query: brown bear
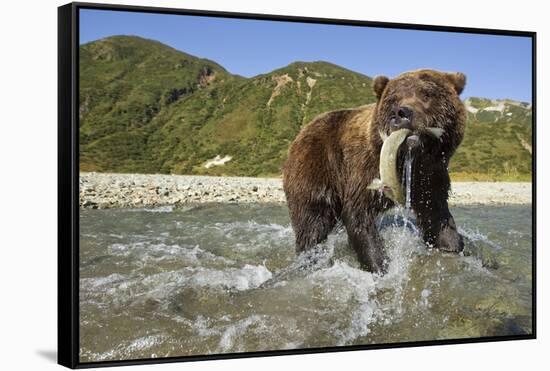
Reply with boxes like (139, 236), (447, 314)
(282, 69), (467, 274)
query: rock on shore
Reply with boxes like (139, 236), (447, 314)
(79, 172), (532, 209)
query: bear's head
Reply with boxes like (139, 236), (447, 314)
(373, 69), (467, 160)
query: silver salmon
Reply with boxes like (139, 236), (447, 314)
(368, 127), (445, 205)
(368, 128), (411, 204)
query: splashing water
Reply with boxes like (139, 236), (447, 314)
(395, 147), (415, 239)
(404, 148), (413, 210)
(79, 203), (532, 362)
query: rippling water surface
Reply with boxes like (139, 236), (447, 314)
(79, 203), (532, 362)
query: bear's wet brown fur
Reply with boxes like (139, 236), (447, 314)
(283, 69), (467, 273)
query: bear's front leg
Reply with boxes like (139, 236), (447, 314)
(415, 203), (464, 253)
(410, 169), (464, 252)
(404, 140), (464, 253)
(342, 210), (388, 273)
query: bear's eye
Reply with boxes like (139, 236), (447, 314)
(420, 91), (432, 101)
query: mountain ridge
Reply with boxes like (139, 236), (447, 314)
(79, 36), (532, 181)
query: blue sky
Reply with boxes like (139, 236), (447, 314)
(80, 9), (532, 102)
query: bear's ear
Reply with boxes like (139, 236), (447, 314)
(446, 72), (466, 95)
(373, 76), (390, 99)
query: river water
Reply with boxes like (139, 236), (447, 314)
(79, 203), (533, 362)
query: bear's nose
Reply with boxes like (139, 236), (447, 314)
(397, 106), (414, 120)
(390, 106), (414, 131)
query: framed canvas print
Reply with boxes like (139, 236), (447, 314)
(58, 2), (536, 368)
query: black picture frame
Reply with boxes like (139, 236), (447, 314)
(58, 2), (537, 369)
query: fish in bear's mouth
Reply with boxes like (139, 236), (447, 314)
(404, 127), (444, 149)
(371, 127), (445, 204)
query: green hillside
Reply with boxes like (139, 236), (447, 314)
(450, 98), (533, 181)
(79, 35), (238, 173)
(79, 36), (533, 181)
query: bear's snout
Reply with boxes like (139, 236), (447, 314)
(397, 106), (414, 120)
(390, 105), (414, 132)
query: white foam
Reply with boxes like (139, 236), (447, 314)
(207, 221), (295, 257)
(133, 264), (272, 295)
(108, 242), (233, 265)
(126, 205), (174, 213)
(337, 213), (426, 343)
(86, 335), (166, 362)
(215, 221), (293, 240)
(123, 335), (165, 354)
(378, 215), (425, 288)
(459, 227), (502, 250)
(217, 315), (262, 352)
(299, 215), (426, 345)
(311, 261), (376, 300)
(188, 264), (273, 291)
(342, 303), (377, 344)
(81, 263), (273, 313)
(310, 261), (379, 344)
(462, 255), (490, 274)
(81, 273), (127, 289)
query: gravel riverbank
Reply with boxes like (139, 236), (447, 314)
(79, 172), (532, 209)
